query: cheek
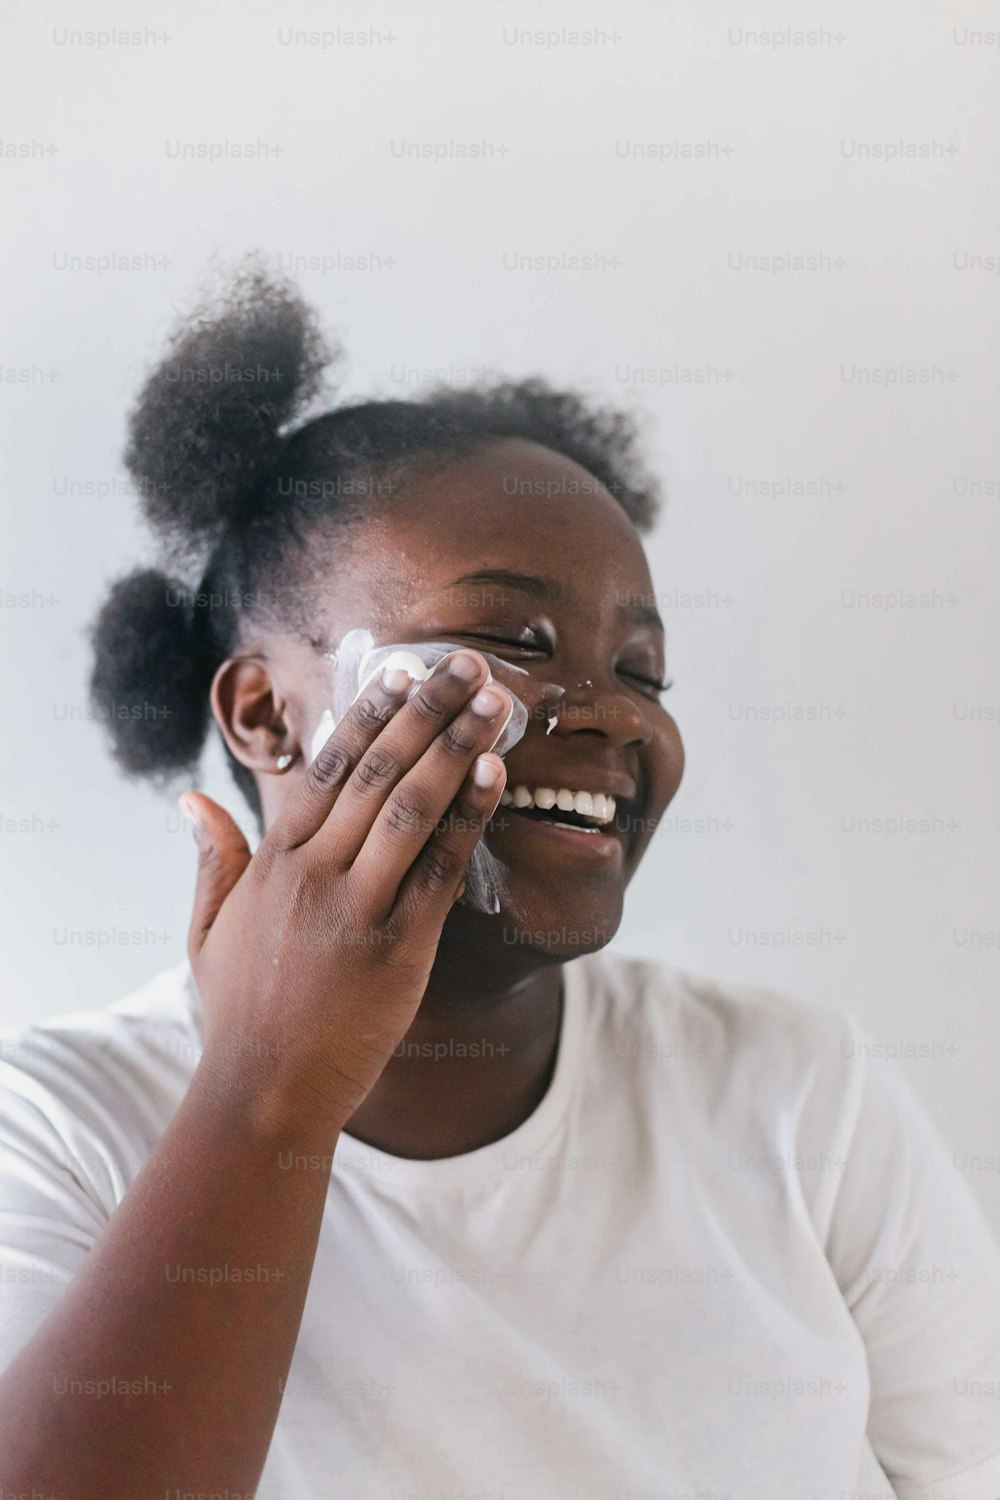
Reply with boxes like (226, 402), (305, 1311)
(656, 711), (685, 799)
(292, 650), (345, 763)
(632, 710), (685, 856)
(653, 712), (685, 808)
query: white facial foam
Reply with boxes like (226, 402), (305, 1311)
(309, 629), (539, 915)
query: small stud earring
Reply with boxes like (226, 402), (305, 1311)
(275, 753), (294, 772)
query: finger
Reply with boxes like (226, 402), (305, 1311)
(179, 792), (252, 957)
(267, 663), (417, 851)
(351, 683), (512, 896)
(391, 754), (507, 930)
(316, 649), (497, 864)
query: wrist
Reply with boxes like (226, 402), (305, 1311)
(190, 1049), (351, 1152)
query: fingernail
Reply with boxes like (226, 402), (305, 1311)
(446, 650), (482, 682)
(470, 686), (508, 718)
(178, 794), (204, 846)
(473, 755), (502, 789)
(382, 665), (415, 694)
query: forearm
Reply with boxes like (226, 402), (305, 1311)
(0, 1058), (341, 1497)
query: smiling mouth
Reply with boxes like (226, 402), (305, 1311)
(497, 784), (618, 834)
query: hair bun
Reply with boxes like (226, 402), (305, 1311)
(89, 568), (214, 780)
(124, 262), (334, 555)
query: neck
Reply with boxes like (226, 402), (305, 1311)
(342, 930), (565, 1159)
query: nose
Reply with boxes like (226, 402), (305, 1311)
(547, 682), (651, 749)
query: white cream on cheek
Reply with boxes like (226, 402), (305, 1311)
(309, 631), (535, 764)
(308, 707), (337, 765)
(309, 651), (435, 763)
(306, 629), (568, 917)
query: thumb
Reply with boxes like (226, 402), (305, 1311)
(179, 792), (252, 956)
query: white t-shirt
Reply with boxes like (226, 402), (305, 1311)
(1, 953), (999, 1498)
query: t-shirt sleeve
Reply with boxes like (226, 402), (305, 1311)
(823, 1018), (1000, 1500)
(0, 1046), (110, 1372)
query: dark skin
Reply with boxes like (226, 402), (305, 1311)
(215, 437), (685, 1157)
(0, 437), (683, 1496)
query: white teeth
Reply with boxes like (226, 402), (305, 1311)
(501, 785), (618, 825)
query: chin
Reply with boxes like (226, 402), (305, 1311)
(496, 922), (619, 963)
(485, 876), (624, 962)
(472, 811), (630, 953)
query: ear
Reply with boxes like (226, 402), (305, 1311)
(210, 656), (298, 776)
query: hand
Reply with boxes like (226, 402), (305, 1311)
(178, 651), (510, 1136)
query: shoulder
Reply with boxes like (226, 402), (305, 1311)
(0, 964), (202, 1205)
(570, 949), (872, 1229)
(0, 961), (201, 1100)
(572, 946), (862, 1089)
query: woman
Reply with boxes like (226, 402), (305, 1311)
(0, 267), (997, 1498)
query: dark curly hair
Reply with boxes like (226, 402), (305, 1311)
(90, 262), (661, 817)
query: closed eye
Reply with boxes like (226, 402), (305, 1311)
(451, 631), (672, 694)
(455, 629), (548, 655)
(621, 670), (674, 697)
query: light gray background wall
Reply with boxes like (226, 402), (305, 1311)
(2, 1), (998, 1224)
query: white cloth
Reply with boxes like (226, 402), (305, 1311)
(1, 953), (999, 1498)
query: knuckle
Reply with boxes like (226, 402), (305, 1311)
(352, 747), (400, 793)
(353, 694), (393, 732)
(340, 872), (392, 932)
(281, 861), (328, 926)
(440, 717), (480, 756)
(407, 685), (450, 723)
(384, 791), (434, 838)
(309, 742), (352, 794)
(413, 842), (461, 893)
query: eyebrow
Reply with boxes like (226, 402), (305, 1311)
(444, 569), (665, 633)
(447, 569), (564, 602)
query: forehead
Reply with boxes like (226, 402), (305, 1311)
(318, 439), (653, 636)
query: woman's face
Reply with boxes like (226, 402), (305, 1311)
(272, 438), (685, 961)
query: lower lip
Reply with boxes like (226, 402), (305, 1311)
(487, 806), (624, 859)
